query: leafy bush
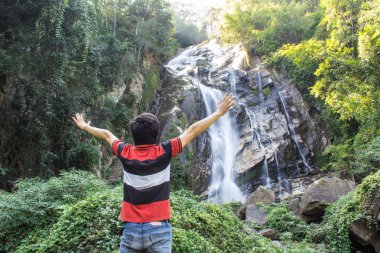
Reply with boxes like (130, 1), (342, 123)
(0, 170), (108, 252)
(172, 227), (221, 253)
(316, 193), (359, 253)
(316, 170), (380, 252)
(16, 187), (122, 253)
(319, 136), (380, 180)
(266, 206), (310, 241)
(6, 175), (327, 253)
(321, 142), (352, 173)
(355, 170), (380, 225)
(350, 136), (380, 180)
(171, 191), (323, 252)
(171, 190), (281, 252)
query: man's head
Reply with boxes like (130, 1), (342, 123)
(129, 113), (160, 145)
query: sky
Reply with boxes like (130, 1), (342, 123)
(168, 0), (226, 10)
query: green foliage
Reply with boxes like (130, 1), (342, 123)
(311, 40), (380, 124)
(172, 227), (221, 253)
(321, 142), (352, 172)
(350, 136), (380, 179)
(269, 39), (325, 94)
(222, 0), (380, 180)
(319, 135), (380, 179)
(171, 190), (271, 252)
(355, 170), (380, 223)
(139, 69), (160, 111)
(2, 174), (327, 253)
(170, 190), (322, 252)
(266, 206), (310, 241)
(67, 142), (100, 170)
(316, 192), (359, 253)
(0, 170), (108, 252)
(316, 171), (380, 252)
(358, 0), (380, 65)
(320, 0), (363, 49)
(17, 188), (122, 253)
(223, 0), (320, 56)
(0, 0), (177, 187)
(174, 17), (208, 48)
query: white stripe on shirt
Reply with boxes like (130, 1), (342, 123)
(123, 165), (170, 190)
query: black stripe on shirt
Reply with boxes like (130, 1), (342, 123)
(121, 154), (171, 176)
(123, 181), (170, 205)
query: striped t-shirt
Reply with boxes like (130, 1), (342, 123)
(112, 137), (182, 223)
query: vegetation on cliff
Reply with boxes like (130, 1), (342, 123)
(0, 0), (177, 188)
(222, 0), (380, 181)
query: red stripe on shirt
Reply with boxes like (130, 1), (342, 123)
(112, 139), (122, 155)
(121, 145), (166, 161)
(170, 137), (182, 158)
(120, 200), (171, 222)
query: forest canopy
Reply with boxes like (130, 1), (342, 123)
(0, 0), (178, 189)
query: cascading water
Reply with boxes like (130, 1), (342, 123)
(274, 85), (312, 174)
(165, 39), (313, 199)
(199, 84), (245, 203)
(166, 40), (245, 203)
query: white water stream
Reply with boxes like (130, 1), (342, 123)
(166, 39), (310, 201)
(166, 40), (245, 203)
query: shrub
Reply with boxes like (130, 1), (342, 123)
(316, 171), (380, 252)
(355, 170), (380, 226)
(171, 190), (281, 253)
(172, 227), (221, 253)
(0, 170), (108, 252)
(317, 193), (359, 253)
(266, 206), (310, 241)
(18, 187), (122, 253)
(350, 137), (380, 180)
(8, 180), (326, 253)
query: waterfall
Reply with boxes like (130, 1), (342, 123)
(199, 84), (245, 203)
(274, 85), (312, 173)
(166, 40), (245, 203)
(165, 39), (311, 199)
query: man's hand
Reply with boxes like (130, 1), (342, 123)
(72, 113), (91, 130)
(72, 113), (118, 147)
(179, 93), (236, 148)
(216, 93), (235, 116)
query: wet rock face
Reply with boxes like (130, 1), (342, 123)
(151, 69), (212, 193)
(155, 40), (324, 194)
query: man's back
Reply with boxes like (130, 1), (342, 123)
(112, 138), (182, 222)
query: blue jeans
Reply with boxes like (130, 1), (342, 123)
(119, 221), (172, 253)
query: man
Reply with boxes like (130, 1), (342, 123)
(72, 94), (235, 252)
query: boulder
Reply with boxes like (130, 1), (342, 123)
(246, 186), (276, 205)
(300, 177), (356, 221)
(238, 186), (275, 219)
(288, 198), (301, 216)
(272, 240), (284, 249)
(245, 204), (268, 226)
(258, 228), (277, 240)
(242, 222), (258, 234)
(279, 192), (291, 201)
(349, 219), (380, 253)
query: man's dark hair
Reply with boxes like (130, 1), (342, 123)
(129, 113), (159, 145)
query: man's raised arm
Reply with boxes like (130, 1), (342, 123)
(72, 113), (118, 147)
(179, 94), (235, 148)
